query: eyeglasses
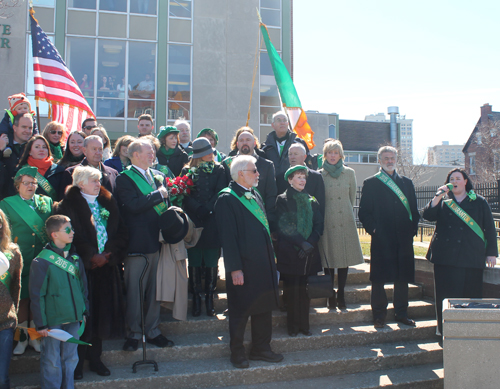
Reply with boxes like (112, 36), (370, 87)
(50, 130), (64, 135)
(243, 169), (258, 174)
(274, 118), (288, 123)
(64, 226), (75, 234)
(21, 181), (38, 186)
(83, 125), (96, 131)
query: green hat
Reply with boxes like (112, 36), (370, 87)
(284, 165), (308, 181)
(157, 126), (179, 140)
(197, 128), (218, 146)
(15, 165), (38, 179)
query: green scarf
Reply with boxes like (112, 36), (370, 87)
(198, 161), (215, 174)
(323, 159), (344, 178)
(294, 191), (313, 240)
(159, 145), (176, 157)
(49, 142), (63, 161)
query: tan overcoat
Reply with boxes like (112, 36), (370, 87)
(319, 166), (364, 268)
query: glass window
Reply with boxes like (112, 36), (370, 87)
(32, 0), (55, 6)
(260, 52), (280, 107)
(261, 9), (280, 27)
(67, 37), (96, 111)
(261, 0), (280, 9)
(99, 0), (126, 12)
(69, 0), (96, 9)
(168, 101), (190, 120)
(97, 40), (125, 117)
(369, 154), (377, 163)
(130, 0), (157, 15)
(346, 154), (359, 163)
(129, 41), (156, 97)
(260, 107), (279, 124)
(169, 0), (192, 18)
(168, 45), (191, 102)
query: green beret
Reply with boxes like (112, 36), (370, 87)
(15, 165), (38, 179)
(196, 128), (218, 145)
(284, 165), (308, 181)
(157, 126), (179, 140)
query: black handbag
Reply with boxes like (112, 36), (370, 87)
(306, 246), (334, 299)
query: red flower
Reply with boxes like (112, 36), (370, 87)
(179, 181), (186, 189)
(167, 181), (173, 187)
(174, 177), (181, 184)
(171, 187), (178, 195)
(181, 175), (189, 181)
(187, 179), (194, 186)
(186, 188), (191, 194)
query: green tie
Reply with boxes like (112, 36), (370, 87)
(279, 144), (284, 156)
(25, 199), (35, 208)
(146, 170), (156, 190)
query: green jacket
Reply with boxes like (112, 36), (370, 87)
(29, 244), (88, 330)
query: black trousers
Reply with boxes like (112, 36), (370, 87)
(433, 264), (483, 335)
(228, 310), (272, 357)
(371, 281), (409, 321)
(281, 274), (310, 333)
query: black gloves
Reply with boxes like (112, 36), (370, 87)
(298, 241), (314, 259)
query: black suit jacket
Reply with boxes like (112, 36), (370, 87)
(60, 158), (119, 197)
(115, 168), (167, 254)
(0, 133), (25, 199)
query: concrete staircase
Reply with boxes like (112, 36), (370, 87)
(9, 262), (443, 388)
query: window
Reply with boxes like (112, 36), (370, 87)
(67, 37), (96, 111)
(469, 155), (476, 175)
(169, 0), (192, 18)
(167, 45), (191, 121)
(130, 0), (157, 15)
(99, 0), (126, 12)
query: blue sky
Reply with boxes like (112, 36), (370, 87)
(293, 0), (500, 162)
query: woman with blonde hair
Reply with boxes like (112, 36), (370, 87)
(0, 208), (22, 388)
(41, 121), (65, 162)
(319, 140), (363, 310)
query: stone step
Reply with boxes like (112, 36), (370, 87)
(10, 339), (442, 389)
(10, 318), (438, 375)
(222, 363), (444, 389)
(182, 282), (423, 313)
(159, 300), (436, 335)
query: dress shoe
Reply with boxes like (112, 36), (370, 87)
(230, 354), (249, 369)
(74, 366), (83, 380)
(300, 329), (312, 336)
(288, 330), (298, 337)
(249, 350), (284, 363)
(122, 338), (138, 351)
(373, 318), (385, 328)
(337, 296), (346, 310)
(146, 334), (174, 348)
(395, 317), (416, 327)
(89, 360), (111, 376)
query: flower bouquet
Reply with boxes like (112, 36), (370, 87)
(166, 175), (195, 207)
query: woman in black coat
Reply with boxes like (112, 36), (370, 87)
(181, 138), (227, 317)
(275, 165), (323, 336)
(54, 166), (128, 379)
(156, 126), (189, 177)
(423, 168), (497, 337)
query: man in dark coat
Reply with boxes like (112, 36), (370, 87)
(222, 128), (278, 230)
(115, 138), (174, 351)
(215, 155), (283, 369)
(60, 135), (118, 197)
(0, 113), (32, 199)
(276, 143), (325, 217)
(260, 111), (310, 179)
(358, 146), (420, 329)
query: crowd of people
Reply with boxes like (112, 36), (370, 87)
(0, 93), (497, 388)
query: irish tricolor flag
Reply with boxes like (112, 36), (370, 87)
(260, 23), (315, 150)
(27, 322), (91, 346)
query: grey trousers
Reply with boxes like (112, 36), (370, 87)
(124, 252), (161, 340)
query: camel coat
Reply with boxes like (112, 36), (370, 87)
(319, 166), (364, 268)
(156, 216), (202, 321)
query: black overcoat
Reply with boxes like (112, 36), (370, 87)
(54, 186), (128, 339)
(215, 182), (279, 316)
(157, 146), (189, 177)
(423, 193), (498, 268)
(358, 170), (419, 283)
(181, 163), (227, 249)
(275, 187), (323, 276)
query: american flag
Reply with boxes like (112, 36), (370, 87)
(30, 9), (94, 138)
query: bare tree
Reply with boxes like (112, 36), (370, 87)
(468, 119), (500, 183)
(0, 0), (21, 20)
(396, 147), (437, 186)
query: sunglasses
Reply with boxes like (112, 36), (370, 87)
(243, 169), (258, 174)
(50, 130), (64, 135)
(64, 226), (75, 234)
(83, 125), (96, 130)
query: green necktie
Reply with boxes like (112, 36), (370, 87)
(279, 144), (284, 156)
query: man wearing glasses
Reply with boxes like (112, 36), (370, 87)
(261, 111), (310, 179)
(81, 118), (98, 136)
(0, 113), (33, 199)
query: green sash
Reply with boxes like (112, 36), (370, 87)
(3, 195), (49, 244)
(215, 150), (223, 163)
(37, 249), (80, 278)
(122, 167), (168, 216)
(317, 154), (323, 169)
(443, 199), (485, 245)
(220, 187), (270, 236)
(35, 171), (57, 201)
(375, 171), (412, 221)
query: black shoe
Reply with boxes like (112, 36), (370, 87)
(249, 350), (284, 363)
(288, 330), (298, 337)
(395, 316), (416, 327)
(74, 368), (83, 380)
(122, 338), (138, 351)
(337, 295), (346, 310)
(373, 318), (385, 328)
(300, 329), (312, 336)
(328, 291), (337, 309)
(146, 334), (175, 348)
(230, 354), (249, 369)
(89, 360), (111, 376)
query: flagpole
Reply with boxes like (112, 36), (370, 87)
(35, 99), (41, 132)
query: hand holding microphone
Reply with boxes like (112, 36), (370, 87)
(435, 183), (454, 197)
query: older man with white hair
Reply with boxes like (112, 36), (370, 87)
(174, 118), (193, 155)
(215, 155), (282, 369)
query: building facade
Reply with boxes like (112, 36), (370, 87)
(365, 111), (413, 163)
(427, 141), (465, 166)
(0, 0), (292, 153)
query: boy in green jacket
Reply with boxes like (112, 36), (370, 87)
(29, 215), (88, 389)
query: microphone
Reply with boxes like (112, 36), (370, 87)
(436, 183), (454, 196)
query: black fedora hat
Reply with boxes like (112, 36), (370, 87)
(159, 207), (190, 244)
